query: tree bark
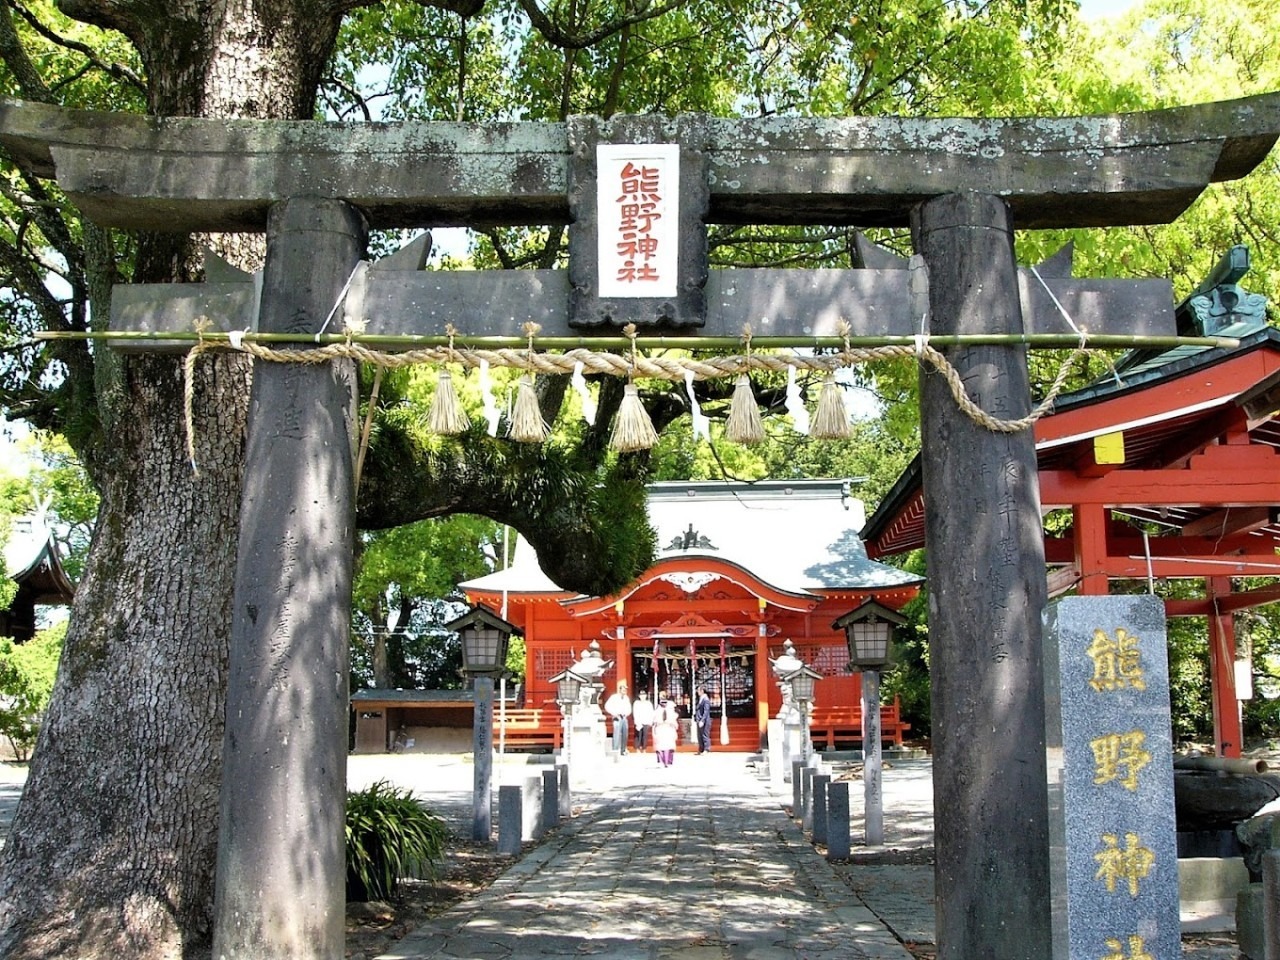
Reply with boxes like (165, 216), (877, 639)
(0, 2), (662, 956)
(0, 3), (344, 958)
(0, 354), (249, 959)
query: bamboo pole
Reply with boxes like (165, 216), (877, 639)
(34, 329), (1242, 351)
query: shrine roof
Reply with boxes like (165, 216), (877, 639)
(4, 514), (74, 605)
(862, 327), (1280, 558)
(461, 479), (923, 600)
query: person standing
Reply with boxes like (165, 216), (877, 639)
(653, 696), (679, 767)
(694, 687), (712, 754)
(604, 682), (631, 755)
(631, 689), (655, 752)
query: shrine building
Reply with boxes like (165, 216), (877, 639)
(863, 256), (1280, 758)
(2, 512), (74, 644)
(461, 478), (922, 750)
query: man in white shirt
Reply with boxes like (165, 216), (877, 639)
(604, 682), (632, 755)
(631, 690), (655, 752)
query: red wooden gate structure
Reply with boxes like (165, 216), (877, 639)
(864, 288), (1280, 758)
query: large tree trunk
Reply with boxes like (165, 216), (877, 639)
(0, 4), (342, 958)
(0, 356), (248, 959)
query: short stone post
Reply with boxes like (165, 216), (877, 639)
(1264, 850), (1280, 960)
(801, 766), (815, 831)
(498, 784), (523, 856)
(542, 768), (559, 829)
(813, 774), (831, 845)
(792, 760), (804, 814)
(827, 782), (852, 859)
(557, 762), (571, 819)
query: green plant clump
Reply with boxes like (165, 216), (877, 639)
(0, 623), (66, 760)
(345, 780), (447, 903)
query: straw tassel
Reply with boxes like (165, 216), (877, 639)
(725, 373), (765, 444)
(810, 375), (852, 439)
(507, 373), (551, 442)
(610, 383), (659, 452)
(427, 368), (470, 435)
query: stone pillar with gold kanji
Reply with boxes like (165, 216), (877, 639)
(1045, 596), (1178, 960)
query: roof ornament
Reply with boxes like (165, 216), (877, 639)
(1184, 246), (1268, 336)
(657, 571), (721, 594)
(668, 523), (716, 551)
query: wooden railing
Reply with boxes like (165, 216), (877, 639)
(808, 696), (911, 749)
(492, 707), (562, 750)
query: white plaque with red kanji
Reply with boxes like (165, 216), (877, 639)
(596, 143), (679, 299)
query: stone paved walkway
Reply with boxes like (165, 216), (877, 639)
(380, 756), (914, 960)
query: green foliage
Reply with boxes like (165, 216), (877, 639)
(505, 633), (526, 682)
(0, 515), (17, 612)
(0, 621), (65, 760)
(881, 551), (931, 739)
(1238, 584), (1280, 744)
(345, 780), (448, 903)
(1018, 0), (1280, 307)
(15, 432), (98, 582)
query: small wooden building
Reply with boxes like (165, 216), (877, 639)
(2, 514), (74, 643)
(461, 479), (922, 750)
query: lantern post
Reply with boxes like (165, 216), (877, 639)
(835, 600), (906, 846)
(446, 604), (517, 842)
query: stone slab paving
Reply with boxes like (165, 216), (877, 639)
(378, 755), (914, 960)
(0, 754), (1247, 957)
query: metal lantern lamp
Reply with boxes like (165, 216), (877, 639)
(447, 603), (517, 678)
(785, 664), (822, 707)
(444, 603), (519, 842)
(785, 662), (822, 762)
(550, 667), (588, 766)
(834, 599), (905, 671)
(833, 599), (907, 847)
(552, 668), (586, 708)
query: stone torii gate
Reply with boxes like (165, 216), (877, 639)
(3, 93), (1279, 960)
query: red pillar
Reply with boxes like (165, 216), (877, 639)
(613, 628), (631, 691)
(1207, 576), (1242, 758)
(1073, 503), (1110, 596)
(754, 634), (771, 744)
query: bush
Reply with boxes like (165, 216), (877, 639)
(345, 780), (447, 902)
(0, 622), (65, 760)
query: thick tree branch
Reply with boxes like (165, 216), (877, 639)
(357, 431), (656, 597)
(517, 0), (688, 51)
(23, 1), (145, 92)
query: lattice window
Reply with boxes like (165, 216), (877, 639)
(534, 649), (574, 684)
(801, 642), (856, 678)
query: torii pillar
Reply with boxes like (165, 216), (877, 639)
(211, 199), (365, 959)
(914, 193), (1051, 959)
